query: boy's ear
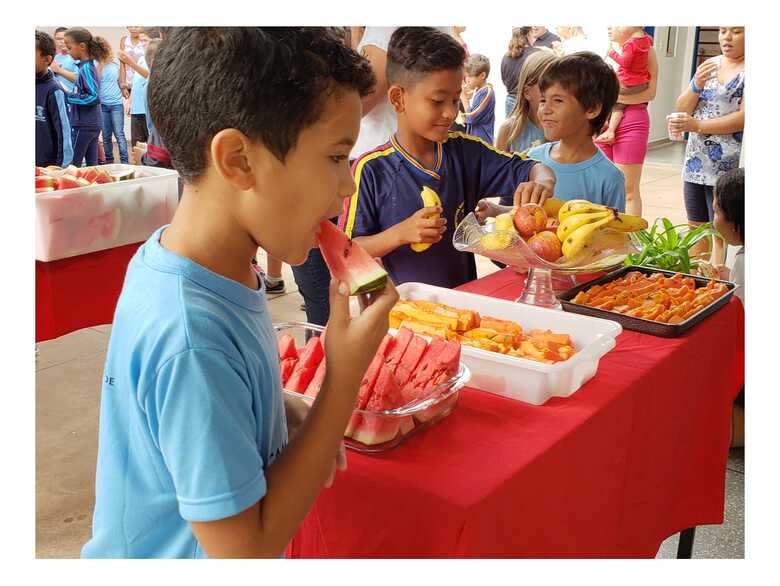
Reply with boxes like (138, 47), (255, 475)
(585, 102), (603, 123)
(388, 84), (406, 114)
(480, 72), (487, 82)
(209, 128), (258, 191)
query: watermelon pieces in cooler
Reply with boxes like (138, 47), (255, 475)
(316, 220), (388, 295)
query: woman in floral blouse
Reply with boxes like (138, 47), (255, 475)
(669, 27), (744, 264)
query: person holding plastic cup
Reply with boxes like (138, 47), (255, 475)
(669, 27), (744, 265)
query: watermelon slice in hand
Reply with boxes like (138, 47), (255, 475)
(285, 335), (324, 393)
(316, 220), (388, 295)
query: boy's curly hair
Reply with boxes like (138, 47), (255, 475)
(36, 30), (56, 60)
(465, 54), (490, 78)
(386, 27), (466, 86)
(539, 51), (620, 134)
(148, 27), (376, 183)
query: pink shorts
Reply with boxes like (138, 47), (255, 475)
(599, 104), (650, 165)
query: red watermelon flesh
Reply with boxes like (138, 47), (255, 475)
(304, 359), (327, 398)
(384, 327), (414, 374)
(356, 334), (394, 410)
(277, 334), (298, 361)
(285, 336), (324, 393)
(394, 335), (428, 388)
(280, 357), (298, 387)
(316, 220), (388, 295)
(366, 363), (405, 411)
(347, 412), (404, 446)
(404, 336), (448, 401)
(411, 340), (462, 423)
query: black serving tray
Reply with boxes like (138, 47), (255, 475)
(558, 265), (737, 338)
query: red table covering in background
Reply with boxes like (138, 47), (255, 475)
(36, 242), (141, 342)
(287, 268), (744, 558)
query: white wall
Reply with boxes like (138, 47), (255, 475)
(38, 26), (128, 55)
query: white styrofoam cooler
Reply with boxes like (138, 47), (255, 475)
(35, 165), (180, 262)
(395, 282), (622, 405)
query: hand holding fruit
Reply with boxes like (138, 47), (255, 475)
(397, 206), (446, 247)
(325, 277), (399, 400)
(474, 198), (511, 224)
(513, 180), (552, 206)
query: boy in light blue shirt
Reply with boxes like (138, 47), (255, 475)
(53, 27), (79, 93)
(81, 27), (397, 559)
(501, 52), (626, 212)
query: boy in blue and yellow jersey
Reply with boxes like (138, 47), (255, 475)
(341, 27), (555, 288)
(460, 53), (495, 144)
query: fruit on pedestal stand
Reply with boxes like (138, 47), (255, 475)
(317, 219), (388, 295)
(411, 186), (442, 252)
(495, 212), (516, 233)
(528, 231), (563, 262)
(480, 231), (513, 251)
(513, 203), (547, 239)
(542, 197), (565, 218)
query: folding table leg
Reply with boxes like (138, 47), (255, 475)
(677, 527), (696, 558)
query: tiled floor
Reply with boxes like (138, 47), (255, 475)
(36, 148), (744, 558)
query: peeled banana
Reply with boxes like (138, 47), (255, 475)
(411, 186), (442, 253)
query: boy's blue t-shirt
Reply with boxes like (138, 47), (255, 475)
(98, 60), (124, 106)
(81, 227), (288, 559)
(341, 132), (536, 288)
(465, 84), (495, 145)
(130, 58), (148, 115)
(526, 142), (626, 211)
(54, 53), (79, 93)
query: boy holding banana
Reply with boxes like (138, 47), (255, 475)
(341, 27), (555, 288)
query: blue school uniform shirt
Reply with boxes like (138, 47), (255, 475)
(341, 132), (537, 288)
(54, 53), (79, 93)
(81, 226), (288, 559)
(130, 58), (148, 116)
(98, 60), (124, 106)
(66, 59), (101, 128)
(526, 142), (626, 211)
(465, 84), (495, 144)
(36, 69), (72, 167)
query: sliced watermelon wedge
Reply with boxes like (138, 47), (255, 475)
(280, 357), (298, 387)
(384, 327), (413, 374)
(285, 336), (324, 393)
(316, 220), (388, 295)
(356, 334), (394, 410)
(277, 334), (298, 362)
(304, 358), (327, 398)
(394, 335), (428, 388)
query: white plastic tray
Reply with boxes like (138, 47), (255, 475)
(35, 165), (180, 261)
(394, 282), (622, 405)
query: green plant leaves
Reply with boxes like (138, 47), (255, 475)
(624, 219), (717, 274)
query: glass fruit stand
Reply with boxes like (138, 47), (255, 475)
(452, 212), (639, 309)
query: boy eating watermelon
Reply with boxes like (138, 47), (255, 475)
(81, 28), (398, 559)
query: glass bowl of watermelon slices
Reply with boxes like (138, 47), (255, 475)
(275, 322), (471, 453)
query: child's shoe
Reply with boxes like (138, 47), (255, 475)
(263, 275), (286, 294)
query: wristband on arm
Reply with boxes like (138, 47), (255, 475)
(690, 78), (703, 94)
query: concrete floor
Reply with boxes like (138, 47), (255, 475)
(36, 148), (744, 558)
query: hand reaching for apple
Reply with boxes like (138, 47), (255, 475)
(513, 181), (552, 206)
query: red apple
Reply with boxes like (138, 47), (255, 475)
(528, 230), (563, 262)
(513, 203), (548, 239)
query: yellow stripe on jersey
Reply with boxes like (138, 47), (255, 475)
(445, 130), (519, 159)
(390, 135), (443, 180)
(344, 145), (396, 237)
(464, 84), (494, 118)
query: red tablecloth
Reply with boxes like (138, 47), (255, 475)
(287, 268), (744, 558)
(35, 243), (141, 342)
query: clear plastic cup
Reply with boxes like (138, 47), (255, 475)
(666, 112), (686, 142)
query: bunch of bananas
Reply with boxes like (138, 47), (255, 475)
(556, 200), (648, 261)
